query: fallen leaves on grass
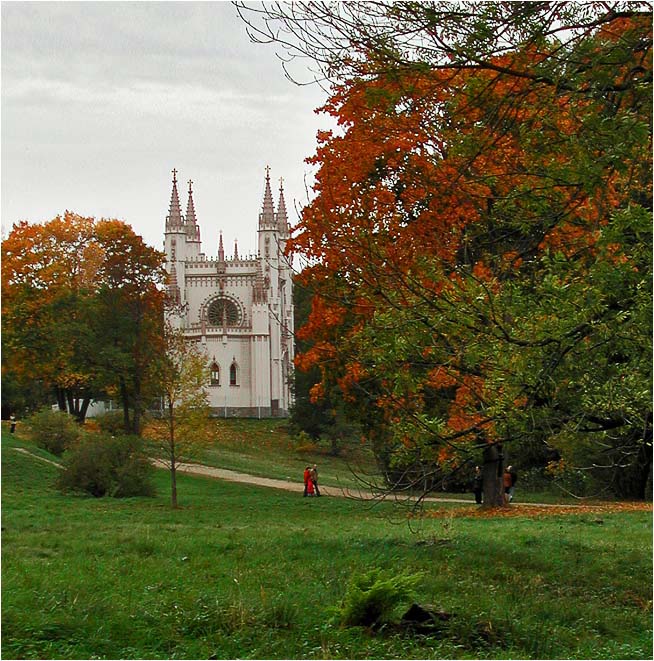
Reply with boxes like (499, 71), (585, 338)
(417, 502), (651, 519)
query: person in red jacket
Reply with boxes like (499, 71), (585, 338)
(303, 466), (311, 497)
(503, 467), (513, 504)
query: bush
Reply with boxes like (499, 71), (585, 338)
(329, 568), (422, 628)
(57, 434), (155, 498)
(26, 407), (80, 456)
(95, 410), (127, 435)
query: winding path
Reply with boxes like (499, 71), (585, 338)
(17, 447), (636, 510)
(151, 458), (566, 506)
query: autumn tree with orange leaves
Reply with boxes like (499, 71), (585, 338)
(240, 2), (652, 503)
(2, 214), (166, 430)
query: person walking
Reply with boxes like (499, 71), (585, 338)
(473, 465), (483, 504)
(9, 414), (16, 434)
(310, 464), (321, 497)
(303, 466), (311, 497)
(507, 465), (518, 502)
(503, 467), (513, 504)
(306, 473), (315, 496)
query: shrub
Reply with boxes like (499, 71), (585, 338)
(26, 407), (80, 456)
(57, 434), (155, 498)
(95, 411), (127, 435)
(329, 568), (422, 628)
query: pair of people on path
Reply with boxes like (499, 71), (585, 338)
(303, 464), (320, 497)
(473, 464), (517, 504)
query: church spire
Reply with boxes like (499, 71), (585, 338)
(166, 262), (181, 304)
(166, 168), (184, 231)
(185, 179), (200, 241)
(258, 166), (276, 229)
(233, 239), (239, 260)
(218, 231), (225, 261)
(276, 177), (288, 232)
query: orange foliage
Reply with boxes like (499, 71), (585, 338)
(291, 15), (650, 464)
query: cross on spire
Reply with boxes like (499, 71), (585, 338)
(166, 168), (183, 230)
(259, 166), (275, 228)
(188, 179), (193, 193)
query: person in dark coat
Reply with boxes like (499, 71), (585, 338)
(310, 464), (321, 497)
(473, 465), (483, 504)
(9, 414), (16, 434)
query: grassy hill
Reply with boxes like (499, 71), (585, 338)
(181, 418), (381, 491)
(2, 426), (652, 659)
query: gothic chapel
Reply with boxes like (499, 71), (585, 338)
(164, 168), (294, 417)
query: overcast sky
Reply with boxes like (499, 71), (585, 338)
(1, 0), (330, 257)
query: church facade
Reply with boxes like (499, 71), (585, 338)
(164, 168), (294, 417)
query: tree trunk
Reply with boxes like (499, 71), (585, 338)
(643, 413), (652, 501)
(645, 460), (652, 502)
(120, 377), (131, 434)
(168, 400), (177, 508)
(482, 442), (507, 508)
(131, 372), (142, 436)
(77, 397), (91, 423)
(66, 390), (75, 417)
(56, 387), (67, 412)
(170, 459), (178, 508)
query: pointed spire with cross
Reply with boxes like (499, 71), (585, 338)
(185, 178), (200, 241)
(276, 176), (288, 230)
(259, 165), (276, 229)
(166, 168), (184, 231)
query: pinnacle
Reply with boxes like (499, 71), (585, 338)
(276, 178), (288, 230)
(259, 166), (276, 228)
(185, 179), (200, 240)
(166, 168), (184, 231)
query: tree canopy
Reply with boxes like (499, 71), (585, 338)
(2, 213), (166, 429)
(240, 2), (653, 500)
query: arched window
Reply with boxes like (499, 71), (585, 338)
(210, 362), (220, 386)
(207, 297), (241, 327)
(229, 362), (238, 386)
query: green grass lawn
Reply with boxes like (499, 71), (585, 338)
(179, 418), (381, 491)
(158, 418), (594, 504)
(2, 427), (652, 659)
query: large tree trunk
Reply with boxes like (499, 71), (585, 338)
(482, 442), (507, 508)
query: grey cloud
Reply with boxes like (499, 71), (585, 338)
(2, 2), (290, 92)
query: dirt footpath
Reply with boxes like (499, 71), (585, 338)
(151, 459), (559, 506)
(17, 447), (640, 511)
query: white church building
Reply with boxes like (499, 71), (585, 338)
(164, 168), (295, 417)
